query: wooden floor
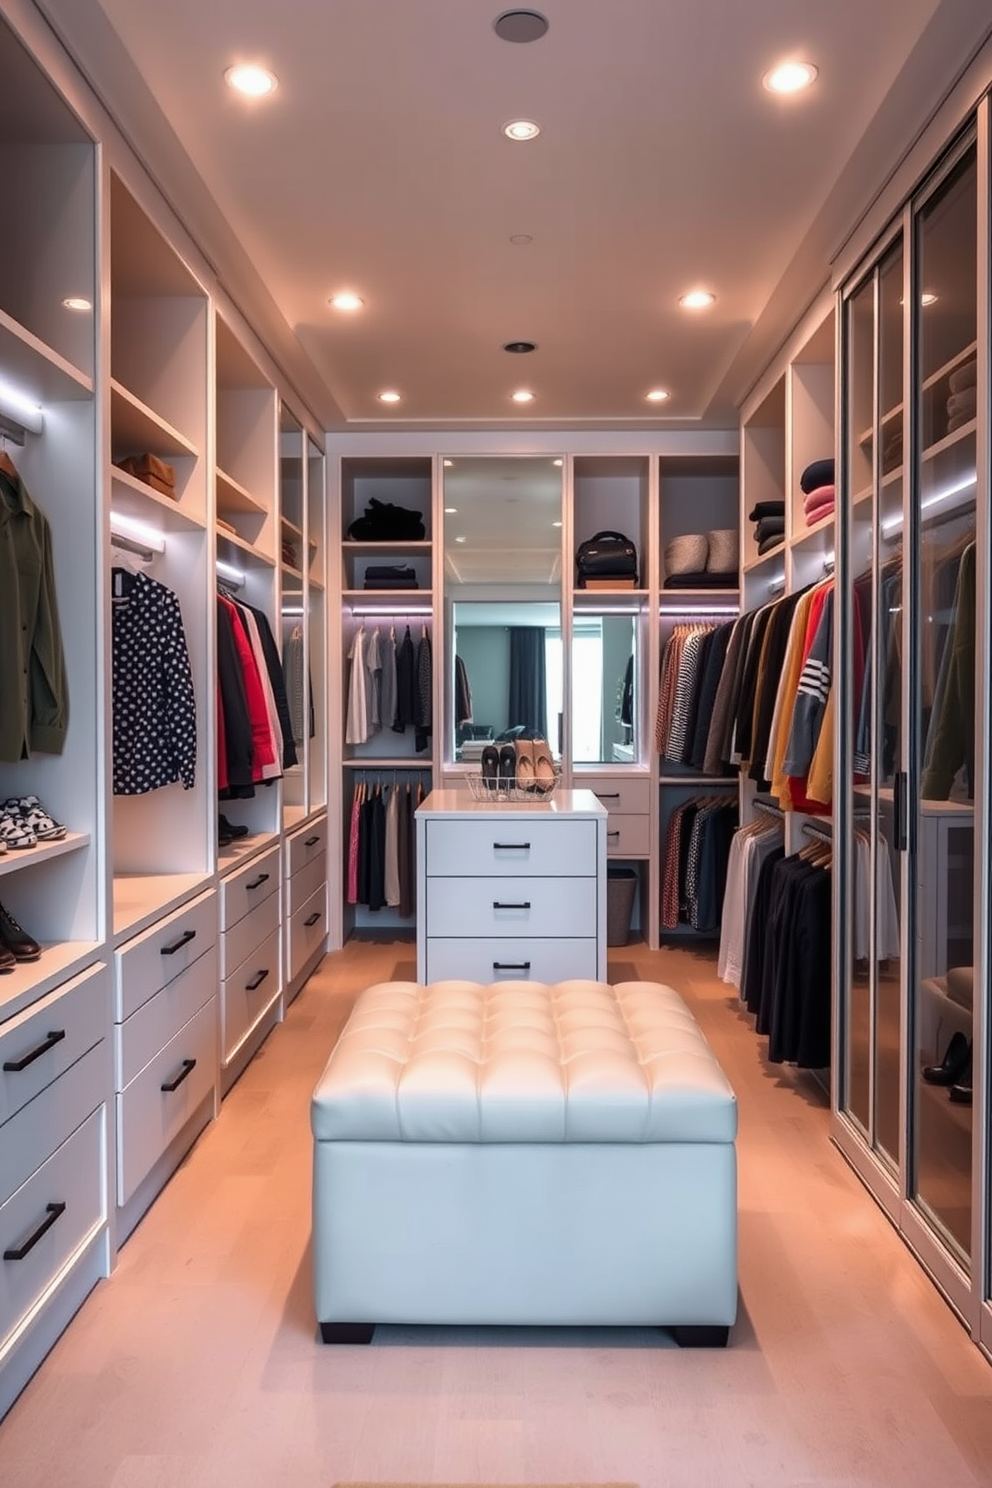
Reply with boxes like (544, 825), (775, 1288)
(2, 938), (992, 1487)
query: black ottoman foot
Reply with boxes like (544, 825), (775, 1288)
(319, 1322), (375, 1344)
(671, 1324), (730, 1348)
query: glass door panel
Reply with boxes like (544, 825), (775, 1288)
(911, 144), (977, 1264)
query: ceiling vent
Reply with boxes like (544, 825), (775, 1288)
(493, 10), (549, 43)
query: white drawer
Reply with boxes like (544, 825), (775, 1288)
(220, 843), (281, 931)
(117, 998), (216, 1207)
(116, 943), (218, 1090)
(1, 963), (107, 1128)
(286, 851), (326, 915)
(221, 889), (280, 980)
(424, 937), (599, 983)
(585, 776), (652, 815)
(425, 819), (597, 878)
(605, 815), (651, 856)
(0, 1106), (105, 1353)
(287, 817), (327, 878)
(222, 928), (281, 1066)
(426, 876), (598, 939)
(288, 883), (327, 982)
(0, 1041), (107, 1209)
(115, 891), (216, 1022)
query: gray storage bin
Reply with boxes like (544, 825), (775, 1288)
(606, 867), (638, 947)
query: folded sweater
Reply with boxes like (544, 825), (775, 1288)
(949, 359), (977, 394)
(800, 458), (834, 495)
(748, 500), (785, 522)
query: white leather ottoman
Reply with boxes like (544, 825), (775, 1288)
(310, 979), (738, 1347)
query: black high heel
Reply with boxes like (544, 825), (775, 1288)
(481, 745), (500, 792)
(922, 1031), (971, 1086)
(498, 743), (517, 789)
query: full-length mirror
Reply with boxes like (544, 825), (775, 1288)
(444, 457), (563, 762)
(571, 613), (638, 764)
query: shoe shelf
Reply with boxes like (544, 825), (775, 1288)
(0, 832), (91, 880)
(218, 830), (280, 876)
(113, 871), (213, 945)
(0, 941), (104, 1026)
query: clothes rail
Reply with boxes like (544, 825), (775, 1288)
(111, 530), (159, 563)
(801, 819), (834, 846)
(752, 798), (785, 821)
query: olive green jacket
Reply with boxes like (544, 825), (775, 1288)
(0, 468), (69, 761)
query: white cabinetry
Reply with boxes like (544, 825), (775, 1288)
(284, 815), (329, 1000)
(219, 844), (282, 1086)
(416, 790), (607, 983)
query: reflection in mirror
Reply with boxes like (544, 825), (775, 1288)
(572, 614), (638, 764)
(451, 602), (562, 762)
(444, 456), (562, 584)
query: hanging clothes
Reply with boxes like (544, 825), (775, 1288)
(346, 626), (369, 744)
(112, 568), (196, 795)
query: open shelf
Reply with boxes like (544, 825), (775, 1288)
(110, 378), (199, 459)
(217, 466), (267, 517)
(343, 540), (432, 557)
(218, 830), (280, 875)
(0, 832), (90, 880)
(0, 943), (104, 1026)
(0, 305), (93, 402)
(113, 872), (211, 944)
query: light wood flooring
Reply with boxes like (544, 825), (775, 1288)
(2, 938), (992, 1487)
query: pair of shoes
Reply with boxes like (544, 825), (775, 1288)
(481, 744), (501, 792)
(0, 795), (67, 848)
(0, 807), (37, 849)
(498, 743), (516, 787)
(949, 1074), (973, 1106)
(922, 1031), (971, 1086)
(218, 814), (250, 846)
(0, 902), (41, 963)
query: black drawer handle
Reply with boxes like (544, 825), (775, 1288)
(245, 969), (270, 992)
(304, 912), (321, 927)
(161, 1057), (197, 1093)
(493, 961), (531, 971)
(607, 830), (620, 838)
(160, 929), (196, 956)
(304, 835), (321, 847)
(596, 792), (621, 799)
(246, 873), (270, 891)
(493, 842), (530, 851)
(3, 1029), (66, 1072)
(493, 901), (531, 910)
(4, 1202), (66, 1261)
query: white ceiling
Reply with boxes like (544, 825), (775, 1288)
(35, 0), (992, 431)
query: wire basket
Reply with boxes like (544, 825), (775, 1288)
(466, 768), (560, 803)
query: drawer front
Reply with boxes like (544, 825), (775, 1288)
(220, 843), (281, 931)
(117, 997), (216, 1207)
(425, 937), (599, 984)
(585, 776), (652, 815)
(117, 943), (218, 1091)
(115, 891), (216, 1022)
(425, 819), (597, 878)
(288, 884), (327, 982)
(0, 1041), (107, 1209)
(221, 890), (280, 981)
(426, 877), (598, 939)
(0, 1106), (105, 1353)
(222, 929), (281, 1066)
(287, 817), (327, 878)
(0, 963), (108, 1128)
(605, 815), (651, 857)
(286, 851), (326, 915)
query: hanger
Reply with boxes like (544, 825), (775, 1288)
(0, 435), (17, 481)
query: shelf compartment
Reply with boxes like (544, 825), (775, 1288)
(216, 466), (267, 518)
(113, 872), (211, 944)
(0, 306), (93, 404)
(0, 832), (90, 881)
(0, 943), (104, 1026)
(110, 379), (199, 460)
(218, 831), (281, 876)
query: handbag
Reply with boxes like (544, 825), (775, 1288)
(575, 530), (638, 586)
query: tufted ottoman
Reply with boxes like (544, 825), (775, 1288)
(310, 980), (738, 1346)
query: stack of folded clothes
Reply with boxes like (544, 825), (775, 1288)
(800, 457), (835, 525)
(748, 499), (785, 555)
(114, 452), (177, 498)
(947, 356), (976, 434)
(348, 498), (425, 541)
(364, 563), (417, 590)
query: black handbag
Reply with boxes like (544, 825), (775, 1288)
(575, 530), (638, 585)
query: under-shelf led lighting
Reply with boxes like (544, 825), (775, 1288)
(109, 511), (166, 553)
(768, 572), (786, 594)
(352, 604), (432, 617)
(659, 604), (739, 617)
(281, 606), (305, 618)
(881, 472), (977, 536)
(0, 377), (43, 435)
(217, 559), (247, 585)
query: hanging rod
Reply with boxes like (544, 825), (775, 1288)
(752, 798), (784, 820)
(111, 530), (159, 563)
(802, 819), (834, 845)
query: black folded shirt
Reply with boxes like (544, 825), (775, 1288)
(800, 458), (834, 495)
(663, 571), (738, 589)
(748, 500), (785, 522)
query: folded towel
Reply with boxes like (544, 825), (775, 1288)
(948, 412), (975, 434)
(804, 503), (834, 527)
(800, 458), (835, 495)
(803, 483), (835, 516)
(949, 359), (977, 394)
(754, 516), (785, 542)
(946, 387), (976, 419)
(757, 533), (784, 556)
(748, 500), (786, 522)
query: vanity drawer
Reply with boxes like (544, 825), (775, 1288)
(605, 815), (651, 857)
(221, 889), (280, 980)
(425, 937), (599, 984)
(0, 1106), (105, 1353)
(115, 891), (216, 1022)
(117, 997), (216, 1207)
(220, 843), (281, 932)
(288, 884), (327, 982)
(585, 776), (652, 815)
(0, 1041), (107, 1209)
(287, 818), (327, 878)
(0, 963), (108, 1127)
(425, 819), (597, 879)
(425, 877), (598, 939)
(286, 851), (326, 915)
(116, 942), (218, 1090)
(222, 929), (281, 1066)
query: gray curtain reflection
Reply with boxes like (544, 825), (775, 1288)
(508, 627), (547, 736)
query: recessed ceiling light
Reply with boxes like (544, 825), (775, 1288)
(502, 119), (541, 141)
(552, 521), (562, 528)
(455, 535), (467, 544)
(646, 389), (670, 403)
(443, 459), (454, 467)
(224, 63), (278, 97)
(679, 290), (716, 310)
(329, 292), (364, 311)
(552, 458), (563, 467)
(511, 389), (535, 403)
(494, 10), (549, 43)
(62, 296), (92, 311)
(921, 292), (938, 306)
(762, 60), (817, 95)
(445, 506), (458, 513)
(377, 390), (402, 404)
(509, 233), (534, 245)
